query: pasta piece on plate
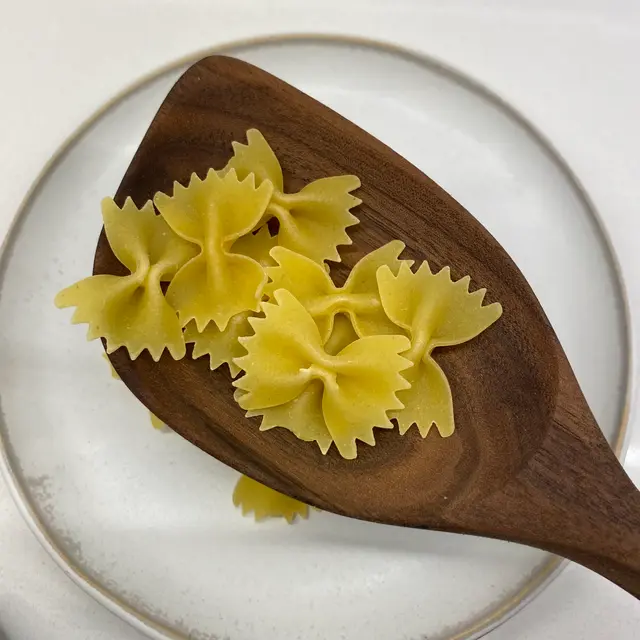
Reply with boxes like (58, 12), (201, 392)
(103, 353), (120, 380)
(377, 261), (503, 438)
(154, 169), (273, 331)
(55, 198), (197, 360)
(148, 411), (170, 432)
(265, 241), (410, 343)
(233, 289), (411, 459)
(233, 475), (309, 523)
(223, 129), (361, 264)
(184, 311), (253, 378)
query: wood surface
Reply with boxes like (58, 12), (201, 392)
(93, 55), (640, 596)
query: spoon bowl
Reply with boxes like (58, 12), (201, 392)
(93, 55), (640, 596)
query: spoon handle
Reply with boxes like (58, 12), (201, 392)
(521, 428), (640, 597)
(461, 441), (640, 596)
(456, 380), (640, 597)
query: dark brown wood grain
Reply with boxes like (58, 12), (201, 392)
(93, 55), (640, 596)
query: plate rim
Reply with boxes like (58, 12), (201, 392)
(0, 32), (633, 640)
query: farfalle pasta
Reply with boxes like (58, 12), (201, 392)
(324, 313), (359, 355)
(234, 289), (411, 459)
(154, 169), (273, 331)
(239, 380), (332, 454)
(223, 129), (361, 264)
(56, 198), (197, 360)
(233, 475), (309, 523)
(237, 315), (358, 455)
(265, 241), (410, 343)
(184, 311), (253, 378)
(230, 225), (277, 268)
(148, 412), (169, 431)
(377, 261), (503, 438)
(57, 125), (504, 524)
(103, 353), (120, 380)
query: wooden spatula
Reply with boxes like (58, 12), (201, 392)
(93, 55), (640, 597)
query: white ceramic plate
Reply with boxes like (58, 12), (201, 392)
(0, 37), (630, 640)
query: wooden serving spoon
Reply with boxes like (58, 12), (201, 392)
(93, 55), (640, 596)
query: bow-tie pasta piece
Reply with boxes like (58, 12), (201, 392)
(396, 355), (455, 439)
(320, 336), (412, 456)
(148, 412), (170, 432)
(377, 261), (502, 438)
(233, 289), (411, 459)
(55, 198), (197, 360)
(268, 313), (370, 455)
(265, 241), (410, 343)
(324, 313), (359, 355)
(224, 128), (284, 191)
(154, 170), (273, 332)
(223, 129), (361, 264)
(230, 225), (277, 268)
(184, 311), (254, 378)
(103, 353), (120, 380)
(239, 381), (333, 454)
(236, 314), (357, 454)
(233, 475), (309, 523)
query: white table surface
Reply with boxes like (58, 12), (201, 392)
(1, 1), (639, 638)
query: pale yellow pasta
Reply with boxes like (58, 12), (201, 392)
(230, 225), (277, 268)
(233, 289), (411, 459)
(239, 381), (332, 454)
(377, 261), (503, 437)
(233, 475), (309, 523)
(55, 123), (506, 526)
(223, 129), (361, 264)
(394, 357), (455, 438)
(236, 315), (357, 454)
(324, 313), (359, 355)
(154, 170), (273, 332)
(148, 411), (169, 431)
(103, 353), (120, 380)
(184, 311), (253, 378)
(265, 241), (410, 343)
(55, 198), (197, 360)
